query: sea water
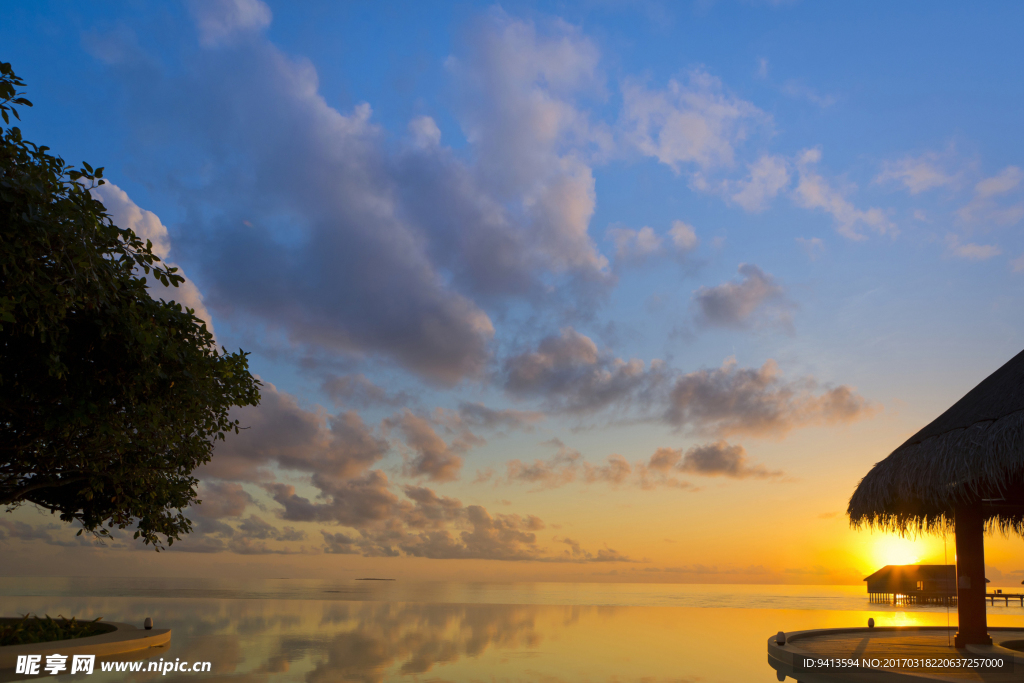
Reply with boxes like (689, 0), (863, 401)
(1, 578), (1022, 681)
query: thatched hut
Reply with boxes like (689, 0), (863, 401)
(848, 347), (1024, 646)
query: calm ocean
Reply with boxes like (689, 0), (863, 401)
(2, 578), (1022, 681)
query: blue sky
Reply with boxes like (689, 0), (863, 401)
(3, 0), (1024, 582)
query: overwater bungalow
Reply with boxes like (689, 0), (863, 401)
(863, 564), (956, 605)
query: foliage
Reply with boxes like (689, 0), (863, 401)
(0, 614), (113, 646)
(0, 62), (261, 548)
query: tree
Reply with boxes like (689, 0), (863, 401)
(0, 62), (261, 548)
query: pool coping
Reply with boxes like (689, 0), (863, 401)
(0, 621), (170, 669)
(767, 626), (1024, 682)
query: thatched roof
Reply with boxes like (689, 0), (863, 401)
(848, 348), (1024, 536)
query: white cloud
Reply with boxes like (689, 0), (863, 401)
(792, 149), (894, 240)
(409, 116), (442, 148)
(607, 220), (698, 265)
(957, 166), (1024, 226)
(669, 220), (699, 252)
(621, 69), (767, 172)
(731, 155), (789, 211)
(874, 152), (958, 194)
(92, 182), (215, 332)
(188, 0), (272, 48)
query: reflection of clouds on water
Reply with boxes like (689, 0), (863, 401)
(0, 598), (544, 682)
(303, 602), (541, 682)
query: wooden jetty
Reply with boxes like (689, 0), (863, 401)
(986, 592), (1024, 607)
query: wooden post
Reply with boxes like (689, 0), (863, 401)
(954, 504), (991, 647)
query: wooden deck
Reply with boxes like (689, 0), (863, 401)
(767, 626), (1024, 682)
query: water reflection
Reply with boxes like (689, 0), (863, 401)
(2, 595), (1020, 682)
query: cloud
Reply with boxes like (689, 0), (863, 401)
(456, 402), (545, 431)
(663, 357), (875, 438)
(582, 455), (632, 485)
(780, 81), (837, 108)
(622, 69), (767, 172)
(117, 12), (669, 383)
(796, 237), (824, 260)
(557, 538), (636, 563)
(267, 471), (401, 527)
(441, 10), (612, 291)
(502, 328), (668, 413)
(321, 530), (360, 555)
(504, 444), (581, 489)
(237, 515), (306, 541)
(201, 382), (388, 484)
(606, 220), (699, 266)
(945, 234), (1002, 261)
(93, 182), (215, 332)
(793, 149), (893, 240)
(321, 374), (411, 409)
(195, 482), (254, 519)
(957, 166), (1024, 227)
(676, 441), (781, 478)
(607, 225), (663, 263)
(693, 264), (793, 330)
(398, 506), (544, 561)
(188, 0), (272, 47)
(730, 155), (790, 211)
(874, 152), (958, 194)
(384, 410), (465, 482)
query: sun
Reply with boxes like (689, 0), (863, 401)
(869, 536), (923, 568)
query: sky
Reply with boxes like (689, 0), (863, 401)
(2, 0), (1024, 585)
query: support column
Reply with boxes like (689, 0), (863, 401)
(954, 503), (991, 647)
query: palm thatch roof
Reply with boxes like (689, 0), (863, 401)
(848, 348), (1024, 537)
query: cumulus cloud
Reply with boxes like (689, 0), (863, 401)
(874, 152), (959, 194)
(663, 357), (875, 438)
(238, 515), (306, 541)
(622, 69), (767, 172)
(385, 410), (465, 482)
(195, 481), (254, 519)
(557, 538), (636, 563)
(121, 11), (666, 383)
(608, 225), (663, 263)
(676, 441), (781, 478)
(957, 166), (1024, 227)
(730, 155), (790, 211)
(502, 328), (668, 413)
(399, 506), (544, 561)
(504, 442), (581, 489)
(93, 182), (215, 332)
(793, 149), (893, 240)
(693, 264), (793, 330)
(607, 220), (699, 266)
(320, 374), (411, 409)
(582, 455), (631, 485)
(188, 0), (272, 47)
(200, 382), (388, 484)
